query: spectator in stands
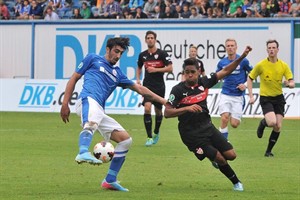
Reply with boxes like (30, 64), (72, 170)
(119, 0), (130, 9)
(153, 5), (163, 18)
(255, 1), (271, 17)
(181, 4), (191, 18)
(156, 0), (166, 13)
(223, 0), (230, 14)
(72, 7), (83, 18)
(143, 0), (156, 18)
(246, 7), (254, 17)
(56, 0), (72, 17)
(161, 5), (177, 18)
(275, 0), (291, 17)
(122, 7), (133, 18)
(227, 0), (243, 17)
(248, 0), (260, 14)
(0, 0), (10, 20)
(189, 6), (203, 18)
(18, 0), (31, 19)
(91, 0), (104, 18)
(235, 6), (247, 17)
(289, 0), (300, 17)
(101, 0), (122, 19)
(241, 0), (252, 12)
(128, 0), (144, 13)
(44, 5), (60, 19)
(174, 5), (182, 18)
(14, 0), (23, 18)
(198, 0), (211, 17)
(29, 0), (43, 19)
(52, 0), (61, 10)
(268, 0), (280, 16)
(213, 0), (224, 11)
(213, 7), (225, 18)
(80, 1), (92, 18)
(207, 7), (214, 18)
(134, 6), (148, 18)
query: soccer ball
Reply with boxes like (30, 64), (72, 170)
(93, 141), (115, 163)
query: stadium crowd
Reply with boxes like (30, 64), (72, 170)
(0, 0), (299, 20)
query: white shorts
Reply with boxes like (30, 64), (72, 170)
(218, 93), (244, 121)
(75, 97), (125, 141)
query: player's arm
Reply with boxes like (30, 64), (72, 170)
(216, 46), (252, 81)
(60, 72), (82, 123)
(136, 66), (142, 85)
(247, 76), (255, 104)
(128, 83), (167, 105)
(164, 103), (202, 118)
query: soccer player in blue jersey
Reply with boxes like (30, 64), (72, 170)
(60, 37), (167, 192)
(216, 39), (253, 139)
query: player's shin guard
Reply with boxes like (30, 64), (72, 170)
(154, 115), (163, 134)
(219, 164), (240, 184)
(266, 130), (280, 153)
(105, 137), (133, 183)
(78, 130), (93, 154)
(144, 114), (152, 138)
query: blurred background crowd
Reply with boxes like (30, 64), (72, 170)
(0, 0), (299, 20)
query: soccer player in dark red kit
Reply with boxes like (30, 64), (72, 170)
(136, 31), (173, 146)
(164, 46), (252, 191)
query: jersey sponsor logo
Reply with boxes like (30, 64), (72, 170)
(196, 147), (204, 155)
(180, 88), (208, 105)
(99, 66), (117, 82)
(144, 60), (164, 68)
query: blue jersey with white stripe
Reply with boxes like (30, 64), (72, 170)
(216, 54), (252, 96)
(76, 53), (134, 108)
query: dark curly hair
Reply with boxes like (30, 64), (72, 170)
(106, 37), (130, 51)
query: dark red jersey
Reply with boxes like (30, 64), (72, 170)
(137, 49), (172, 87)
(167, 73), (218, 128)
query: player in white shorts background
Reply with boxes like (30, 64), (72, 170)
(216, 38), (253, 139)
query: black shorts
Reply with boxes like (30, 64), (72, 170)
(260, 95), (286, 116)
(142, 84), (165, 110)
(180, 124), (233, 161)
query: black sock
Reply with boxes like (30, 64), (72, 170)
(154, 115), (163, 134)
(266, 130), (280, 153)
(261, 118), (268, 127)
(219, 164), (240, 184)
(144, 114), (152, 138)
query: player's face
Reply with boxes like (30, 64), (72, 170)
(184, 65), (200, 86)
(145, 34), (156, 49)
(266, 42), (278, 58)
(225, 41), (237, 56)
(106, 45), (124, 65)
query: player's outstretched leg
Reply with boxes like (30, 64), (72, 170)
(75, 130), (102, 165)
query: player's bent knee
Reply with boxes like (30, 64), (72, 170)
(115, 137), (133, 151)
(83, 122), (98, 133)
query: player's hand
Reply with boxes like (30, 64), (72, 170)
(236, 83), (247, 91)
(249, 96), (255, 104)
(187, 104), (203, 113)
(60, 104), (70, 123)
(136, 80), (141, 85)
(242, 46), (252, 57)
(283, 80), (289, 87)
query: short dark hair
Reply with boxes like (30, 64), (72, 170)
(145, 31), (157, 39)
(106, 37), (130, 50)
(183, 58), (200, 70)
(266, 39), (279, 48)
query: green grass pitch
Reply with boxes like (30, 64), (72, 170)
(0, 112), (299, 200)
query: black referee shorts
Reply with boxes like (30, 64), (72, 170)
(260, 94), (286, 117)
